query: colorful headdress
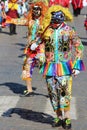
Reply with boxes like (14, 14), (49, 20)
(40, 5), (73, 32)
(27, 1), (48, 25)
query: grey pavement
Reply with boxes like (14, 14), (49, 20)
(0, 5), (87, 130)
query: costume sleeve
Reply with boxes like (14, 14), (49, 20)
(71, 29), (85, 71)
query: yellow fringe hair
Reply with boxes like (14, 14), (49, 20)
(40, 5), (73, 32)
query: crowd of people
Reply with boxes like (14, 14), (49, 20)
(0, 0), (86, 130)
(0, 0), (87, 32)
(0, 0), (29, 33)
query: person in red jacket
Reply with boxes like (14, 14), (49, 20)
(6, 0), (19, 35)
(49, 0), (70, 8)
(71, 0), (83, 16)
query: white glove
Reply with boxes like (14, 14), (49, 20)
(72, 69), (80, 76)
(30, 43), (38, 51)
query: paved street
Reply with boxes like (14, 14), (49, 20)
(0, 6), (87, 130)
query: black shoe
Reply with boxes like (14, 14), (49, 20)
(13, 32), (17, 35)
(62, 118), (72, 129)
(9, 32), (13, 35)
(20, 90), (34, 97)
(52, 117), (62, 127)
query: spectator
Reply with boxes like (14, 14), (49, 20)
(49, 0), (71, 8)
(6, 0), (19, 35)
(18, 0), (27, 18)
(71, 0), (83, 16)
(0, 0), (5, 32)
(84, 14), (87, 30)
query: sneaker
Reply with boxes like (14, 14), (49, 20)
(52, 117), (62, 127)
(62, 118), (72, 129)
(20, 90), (34, 97)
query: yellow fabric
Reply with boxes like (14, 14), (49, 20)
(68, 76), (72, 99)
(8, 3), (18, 10)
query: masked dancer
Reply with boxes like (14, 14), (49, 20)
(38, 5), (85, 129)
(21, 1), (48, 96)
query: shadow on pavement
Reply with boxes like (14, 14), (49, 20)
(0, 82), (36, 94)
(18, 54), (25, 58)
(15, 42), (26, 58)
(2, 108), (54, 125)
(15, 43), (25, 51)
(0, 82), (48, 97)
(0, 31), (10, 35)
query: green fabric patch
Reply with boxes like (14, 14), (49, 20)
(66, 119), (71, 125)
(54, 117), (60, 123)
(78, 44), (84, 51)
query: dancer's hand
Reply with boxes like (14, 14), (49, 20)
(72, 69), (80, 77)
(30, 43), (38, 50)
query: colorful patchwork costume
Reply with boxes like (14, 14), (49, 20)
(37, 5), (85, 129)
(21, 2), (48, 81)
